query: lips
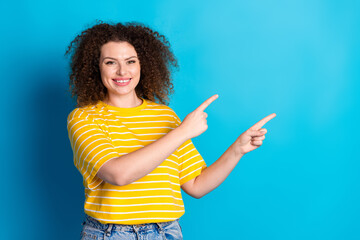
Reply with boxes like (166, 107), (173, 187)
(112, 78), (131, 86)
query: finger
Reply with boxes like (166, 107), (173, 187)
(259, 128), (267, 134)
(251, 140), (263, 146)
(196, 94), (219, 112)
(252, 135), (265, 141)
(250, 113), (276, 130)
(203, 112), (208, 118)
(247, 129), (266, 137)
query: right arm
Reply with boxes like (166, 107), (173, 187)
(97, 95), (219, 186)
(97, 127), (186, 186)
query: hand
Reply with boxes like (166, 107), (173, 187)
(178, 94), (218, 140)
(234, 113), (276, 155)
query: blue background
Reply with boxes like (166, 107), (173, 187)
(1, 0), (359, 239)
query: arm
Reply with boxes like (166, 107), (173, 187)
(97, 95), (219, 186)
(181, 113), (276, 199)
(97, 127), (186, 186)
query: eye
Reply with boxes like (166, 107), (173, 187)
(127, 60), (136, 64)
(105, 61), (116, 65)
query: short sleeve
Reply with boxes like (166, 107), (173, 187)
(67, 109), (120, 190)
(172, 112), (207, 185)
(177, 140), (207, 185)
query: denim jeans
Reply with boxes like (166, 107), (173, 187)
(81, 215), (183, 240)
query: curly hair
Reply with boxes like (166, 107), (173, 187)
(65, 21), (178, 107)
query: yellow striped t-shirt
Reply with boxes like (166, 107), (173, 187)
(67, 99), (206, 224)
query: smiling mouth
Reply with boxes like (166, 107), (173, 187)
(115, 79), (130, 83)
(112, 78), (131, 86)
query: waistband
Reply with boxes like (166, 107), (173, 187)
(84, 214), (178, 233)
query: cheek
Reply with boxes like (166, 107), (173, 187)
(100, 70), (113, 88)
(131, 66), (141, 78)
(101, 68), (116, 79)
(136, 66), (141, 77)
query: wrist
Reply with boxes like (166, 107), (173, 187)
(231, 142), (245, 159)
(172, 126), (190, 142)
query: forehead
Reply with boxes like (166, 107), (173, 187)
(100, 41), (138, 58)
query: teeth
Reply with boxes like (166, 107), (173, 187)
(115, 79), (130, 83)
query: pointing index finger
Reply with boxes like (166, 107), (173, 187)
(196, 94), (219, 112)
(250, 113), (276, 130)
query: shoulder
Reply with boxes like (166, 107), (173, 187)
(67, 103), (103, 124)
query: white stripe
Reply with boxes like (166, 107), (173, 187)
(110, 131), (166, 136)
(88, 177), (103, 190)
(92, 113), (112, 117)
(139, 109), (174, 112)
(73, 128), (98, 147)
(128, 127), (174, 130)
(112, 138), (140, 141)
(131, 181), (180, 186)
(86, 187), (180, 193)
(110, 131), (167, 136)
(122, 120), (175, 124)
(181, 154), (200, 166)
(76, 136), (104, 166)
(81, 144), (115, 171)
(164, 159), (179, 166)
(181, 159), (203, 173)
(107, 107), (175, 112)
(180, 166), (203, 180)
(106, 108), (174, 112)
(90, 119), (117, 122)
(103, 124), (126, 129)
(90, 114), (175, 121)
(86, 202), (183, 207)
(134, 133), (167, 136)
(88, 216), (178, 222)
(70, 122), (92, 140)
(158, 166), (178, 172)
(78, 110), (85, 118)
(67, 108), (80, 122)
(82, 147), (112, 171)
(85, 208), (183, 215)
(75, 133), (104, 156)
(87, 195), (182, 201)
(109, 114), (175, 119)
(134, 133), (166, 136)
(148, 173), (178, 179)
(178, 148), (196, 159)
(177, 142), (191, 152)
(108, 131), (133, 135)
(68, 119), (93, 133)
(70, 130), (99, 155)
(112, 139), (156, 143)
(77, 135), (105, 164)
(114, 145), (144, 148)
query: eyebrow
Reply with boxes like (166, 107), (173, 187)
(102, 56), (138, 61)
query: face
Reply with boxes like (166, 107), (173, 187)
(99, 41), (141, 102)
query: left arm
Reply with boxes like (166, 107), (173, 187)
(181, 113), (276, 199)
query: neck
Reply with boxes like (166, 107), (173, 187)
(104, 93), (143, 108)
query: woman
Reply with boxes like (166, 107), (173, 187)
(66, 21), (275, 240)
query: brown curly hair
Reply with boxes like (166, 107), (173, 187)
(65, 21), (178, 107)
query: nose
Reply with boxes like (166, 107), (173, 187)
(116, 63), (127, 76)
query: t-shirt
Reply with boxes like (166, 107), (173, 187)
(67, 99), (206, 224)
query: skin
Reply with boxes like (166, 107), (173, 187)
(96, 41), (276, 198)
